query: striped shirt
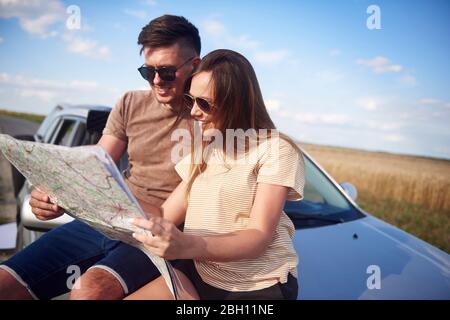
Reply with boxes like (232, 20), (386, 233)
(175, 137), (305, 291)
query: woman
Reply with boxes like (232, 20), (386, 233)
(126, 49), (305, 300)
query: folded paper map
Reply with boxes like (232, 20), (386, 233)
(0, 134), (185, 299)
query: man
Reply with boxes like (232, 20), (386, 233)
(0, 15), (200, 300)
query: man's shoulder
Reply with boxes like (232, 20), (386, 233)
(120, 89), (154, 105)
(114, 90), (157, 115)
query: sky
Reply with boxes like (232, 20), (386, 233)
(0, 0), (449, 159)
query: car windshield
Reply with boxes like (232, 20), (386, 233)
(283, 153), (359, 226)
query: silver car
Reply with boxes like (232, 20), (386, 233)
(13, 104), (450, 300)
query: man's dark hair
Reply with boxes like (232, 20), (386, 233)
(138, 15), (201, 55)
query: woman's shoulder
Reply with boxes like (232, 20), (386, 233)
(256, 134), (301, 157)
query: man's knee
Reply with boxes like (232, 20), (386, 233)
(69, 267), (125, 300)
(0, 268), (33, 300)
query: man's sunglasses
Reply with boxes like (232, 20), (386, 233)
(184, 93), (215, 113)
(138, 57), (195, 82)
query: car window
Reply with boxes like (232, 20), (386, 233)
(72, 121), (87, 146)
(43, 117), (62, 143)
(54, 119), (76, 146)
(284, 156), (352, 217)
(81, 129), (102, 146)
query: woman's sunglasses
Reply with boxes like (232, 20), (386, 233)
(138, 57), (195, 82)
(184, 93), (215, 113)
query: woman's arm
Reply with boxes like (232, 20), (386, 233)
(159, 180), (188, 226)
(138, 180), (188, 224)
(132, 182), (288, 261)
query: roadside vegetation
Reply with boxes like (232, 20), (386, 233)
(302, 143), (450, 254)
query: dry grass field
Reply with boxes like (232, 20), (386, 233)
(301, 143), (450, 254)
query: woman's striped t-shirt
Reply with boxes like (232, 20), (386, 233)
(175, 137), (305, 292)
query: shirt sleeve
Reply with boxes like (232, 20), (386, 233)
(102, 92), (130, 142)
(174, 153), (192, 181)
(257, 138), (305, 201)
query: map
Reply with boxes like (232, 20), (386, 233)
(0, 134), (184, 299)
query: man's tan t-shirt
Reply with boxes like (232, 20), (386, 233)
(175, 137), (305, 292)
(103, 90), (192, 207)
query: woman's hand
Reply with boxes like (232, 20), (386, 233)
(131, 216), (191, 260)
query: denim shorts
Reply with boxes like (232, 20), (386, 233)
(0, 220), (160, 299)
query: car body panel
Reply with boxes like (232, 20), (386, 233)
(295, 214), (450, 299)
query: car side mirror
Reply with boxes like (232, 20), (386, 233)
(339, 182), (358, 201)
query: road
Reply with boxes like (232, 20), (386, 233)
(0, 116), (40, 137)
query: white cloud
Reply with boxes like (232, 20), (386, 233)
(315, 70), (344, 83)
(203, 19), (260, 50)
(264, 98), (292, 118)
(142, 0), (157, 5)
(62, 33), (111, 60)
(20, 89), (55, 102)
(383, 134), (405, 142)
(418, 98), (440, 105)
(356, 97), (379, 111)
(399, 75), (417, 86)
(446, 103), (450, 109)
(366, 120), (403, 131)
(69, 80), (100, 90)
(234, 35), (260, 50)
(329, 48), (341, 57)
(356, 56), (403, 74)
(203, 19), (295, 65)
(278, 110), (291, 118)
(0, 0), (111, 60)
(124, 9), (148, 20)
(0, 72), (101, 92)
(0, 36), (3, 43)
(204, 20), (226, 37)
(0, 0), (65, 37)
(295, 112), (351, 125)
(254, 50), (290, 64)
(0, 72), (119, 108)
(265, 99), (281, 112)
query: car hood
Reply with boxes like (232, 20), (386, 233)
(293, 214), (450, 299)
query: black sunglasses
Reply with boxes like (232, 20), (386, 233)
(138, 57), (195, 82)
(184, 93), (215, 113)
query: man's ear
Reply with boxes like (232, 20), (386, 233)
(192, 56), (201, 68)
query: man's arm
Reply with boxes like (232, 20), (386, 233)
(97, 134), (127, 163)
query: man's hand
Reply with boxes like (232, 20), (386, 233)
(29, 188), (64, 221)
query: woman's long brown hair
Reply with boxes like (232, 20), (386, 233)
(185, 49), (301, 196)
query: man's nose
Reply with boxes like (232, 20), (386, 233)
(152, 72), (162, 85)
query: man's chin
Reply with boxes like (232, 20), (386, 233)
(153, 91), (174, 104)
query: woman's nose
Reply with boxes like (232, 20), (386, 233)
(190, 103), (203, 117)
